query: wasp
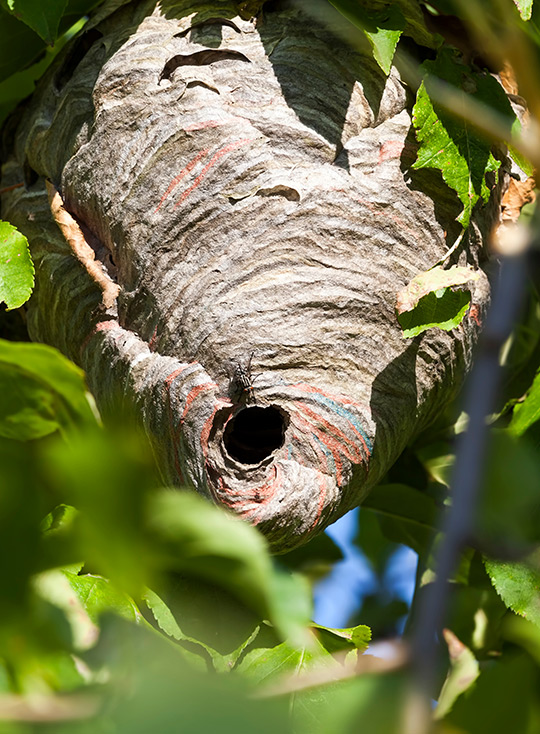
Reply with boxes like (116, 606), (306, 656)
(229, 351), (258, 404)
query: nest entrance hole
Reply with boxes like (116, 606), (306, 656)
(223, 406), (286, 464)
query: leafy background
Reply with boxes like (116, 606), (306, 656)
(1, 0), (540, 732)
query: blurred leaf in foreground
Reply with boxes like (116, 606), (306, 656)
(144, 576), (265, 673)
(293, 670), (408, 734)
(361, 483), (438, 555)
(442, 653), (536, 734)
(43, 426), (161, 596)
(0, 339), (98, 441)
(476, 431), (540, 548)
(86, 616), (291, 734)
(3, 0), (68, 44)
(436, 628), (479, 719)
(147, 491), (312, 646)
(508, 368), (540, 437)
(0, 437), (50, 623)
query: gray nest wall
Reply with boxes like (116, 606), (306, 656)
(1, 0), (498, 551)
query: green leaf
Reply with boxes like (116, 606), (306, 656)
(514, 0), (534, 20)
(436, 629), (480, 718)
(143, 579), (263, 673)
(33, 569), (99, 650)
(397, 265), (481, 313)
(396, 264), (481, 338)
(148, 492), (312, 645)
(39, 504), (82, 573)
(443, 653), (535, 734)
(0, 221), (34, 310)
(508, 368), (540, 437)
(41, 503), (79, 534)
(0, 340), (98, 440)
(63, 569), (141, 624)
(332, 0), (436, 49)
(236, 630), (338, 685)
(412, 49), (515, 227)
(361, 7), (404, 74)
(142, 586), (215, 671)
(44, 427), (160, 595)
(503, 615), (540, 667)
(0, 437), (52, 622)
(144, 587), (186, 642)
(329, 1), (405, 74)
(0, 1), (101, 85)
(4, 0), (68, 44)
(64, 0), (105, 16)
(508, 118), (534, 175)
(416, 441), (455, 487)
(0, 363), (63, 439)
(293, 670), (408, 734)
(361, 483), (439, 554)
(397, 287), (472, 338)
(312, 623), (371, 654)
(387, 0), (439, 47)
(485, 550), (540, 627)
(0, 8), (47, 82)
(0, 16), (85, 126)
(439, 571), (508, 656)
(92, 617), (291, 734)
(477, 431), (540, 547)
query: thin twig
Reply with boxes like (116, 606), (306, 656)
(409, 217), (534, 722)
(434, 229), (466, 268)
(256, 641), (409, 698)
(0, 693), (100, 722)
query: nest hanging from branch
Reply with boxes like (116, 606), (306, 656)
(1, 0), (500, 551)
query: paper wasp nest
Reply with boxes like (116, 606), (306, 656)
(1, 0), (497, 551)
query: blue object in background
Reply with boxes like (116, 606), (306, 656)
(312, 508), (418, 630)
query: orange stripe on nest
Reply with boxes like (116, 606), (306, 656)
(175, 138), (252, 206)
(80, 319), (120, 353)
(200, 400), (232, 459)
(154, 148), (209, 212)
(164, 365), (197, 484)
(290, 382), (372, 458)
(164, 363), (196, 388)
(295, 401), (363, 464)
(289, 410), (344, 485)
(181, 382), (218, 425)
(210, 464), (281, 520)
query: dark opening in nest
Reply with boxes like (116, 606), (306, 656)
(223, 405), (287, 464)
